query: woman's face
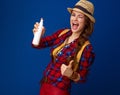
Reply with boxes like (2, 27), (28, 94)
(70, 10), (86, 33)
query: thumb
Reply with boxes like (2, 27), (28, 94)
(68, 60), (74, 68)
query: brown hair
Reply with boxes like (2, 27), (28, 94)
(72, 16), (94, 69)
(78, 16), (94, 45)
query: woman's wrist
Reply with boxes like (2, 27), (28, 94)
(70, 72), (80, 81)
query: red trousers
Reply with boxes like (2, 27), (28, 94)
(40, 83), (70, 95)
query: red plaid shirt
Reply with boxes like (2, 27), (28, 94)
(32, 29), (95, 90)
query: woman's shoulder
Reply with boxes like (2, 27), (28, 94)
(52, 28), (71, 37)
(58, 28), (71, 37)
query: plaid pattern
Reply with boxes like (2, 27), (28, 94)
(32, 29), (95, 90)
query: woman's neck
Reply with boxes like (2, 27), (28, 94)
(67, 32), (81, 44)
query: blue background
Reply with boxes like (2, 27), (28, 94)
(0, 0), (120, 95)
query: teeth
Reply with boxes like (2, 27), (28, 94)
(73, 23), (78, 26)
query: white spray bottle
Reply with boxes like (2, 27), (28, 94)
(32, 18), (43, 46)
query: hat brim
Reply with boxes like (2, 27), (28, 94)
(67, 8), (95, 23)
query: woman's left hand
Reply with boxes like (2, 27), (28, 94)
(60, 60), (74, 78)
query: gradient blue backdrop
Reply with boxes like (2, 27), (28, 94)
(0, 0), (120, 95)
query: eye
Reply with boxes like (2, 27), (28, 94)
(78, 15), (84, 18)
(71, 13), (75, 17)
(78, 14), (84, 18)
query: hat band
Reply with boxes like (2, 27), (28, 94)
(74, 5), (92, 16)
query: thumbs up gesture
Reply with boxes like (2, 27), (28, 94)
(61, 60), (74, 78)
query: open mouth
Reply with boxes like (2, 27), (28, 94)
(72, 23), (79, 30)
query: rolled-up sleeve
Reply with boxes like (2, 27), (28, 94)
(32, 29), (64, 49)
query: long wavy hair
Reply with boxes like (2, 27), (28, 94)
(78, 16), (94, 46)
(72, 16), (94, 70)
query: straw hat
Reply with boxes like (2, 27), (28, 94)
(67, 0), (95, 23)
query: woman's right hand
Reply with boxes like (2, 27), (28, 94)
(32, 22), (45, 36)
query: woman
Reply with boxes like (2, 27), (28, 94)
(32, 0), (95, 95)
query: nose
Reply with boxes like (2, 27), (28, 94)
(73, 16), (78, 21)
